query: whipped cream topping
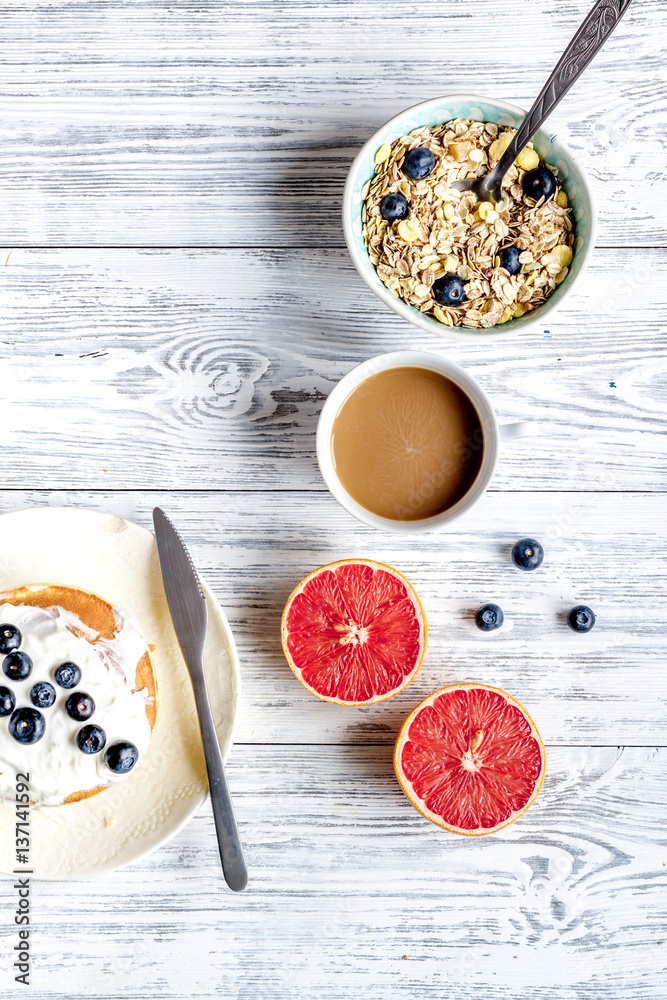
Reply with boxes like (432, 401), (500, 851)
(0, 598), (153, 806)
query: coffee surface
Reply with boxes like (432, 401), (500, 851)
(331, 367), (484, 521)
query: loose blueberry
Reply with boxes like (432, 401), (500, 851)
(433, 272), (467, 307)
(2, 651), (33, 682)
(0, 624), (21, 653)
(0, 685), (15, 716)
(474, 604), (504, 632)
(9, 706), (45, 745)
(380, 192), (409, 222)
(104, 740), (139, 774)
(498, 245), (521, 276)
(522, 166), (556, 202)
(401, 147), (436, 181)
(54, 661), (81, 689)
(511, 538), (544, 571)
(77, 724), (106, 755)
(30, 681), (56, 708)
(567, 605), (596, 633)
(65, 691), (95, 722)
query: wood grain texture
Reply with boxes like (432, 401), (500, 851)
(1, 0), (665, 247)
(0, 489), (663, 746)
(1, 745), (665, 999)
(0, 0), (665, 995)
(1, 247), (666, 491)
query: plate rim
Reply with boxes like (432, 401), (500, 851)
(0, 504), (241, 879)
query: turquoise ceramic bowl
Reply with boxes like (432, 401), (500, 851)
(343, 95), (596, 342)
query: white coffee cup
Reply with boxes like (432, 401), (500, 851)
(316, 350), (537, 533)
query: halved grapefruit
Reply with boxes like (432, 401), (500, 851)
(281, 559), (427, 705)
(395, 683), (545, 835)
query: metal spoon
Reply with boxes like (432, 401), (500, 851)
(452, 0), (633, 204)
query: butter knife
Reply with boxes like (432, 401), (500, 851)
(153, 507), (248, 892)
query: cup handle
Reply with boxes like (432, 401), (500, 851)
(499, 422), (541, 441)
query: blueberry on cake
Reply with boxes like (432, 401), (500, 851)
(0, 584), (158, 806)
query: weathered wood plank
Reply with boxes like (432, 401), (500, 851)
(1, 247), (665, 492)
(1, 0), (664, 247)
(0, 489), (663, 745)
(0, 2), (664, 995)
(2, 745), (664, 999)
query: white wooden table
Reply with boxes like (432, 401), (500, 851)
(2, 1), (666, 996)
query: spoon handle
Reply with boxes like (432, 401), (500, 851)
(492, 0), (634, 187)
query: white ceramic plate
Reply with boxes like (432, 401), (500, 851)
(0, 507), (240, 879)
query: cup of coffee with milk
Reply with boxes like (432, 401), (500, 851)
(317, 351), (536, 533)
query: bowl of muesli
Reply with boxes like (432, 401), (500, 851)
(343, 95), (596, 341)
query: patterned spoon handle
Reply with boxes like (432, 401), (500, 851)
(492, 0), (634, 189)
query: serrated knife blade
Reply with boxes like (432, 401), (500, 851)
(153, 507), (248, 892)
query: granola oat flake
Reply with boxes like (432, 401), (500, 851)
(361, 119), (574, 330)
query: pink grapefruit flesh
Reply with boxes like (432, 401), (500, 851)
(281, 559), (427, 705)
(395, 683), (545, 835)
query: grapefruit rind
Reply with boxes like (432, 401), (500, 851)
(281, 558), (427, 706)
(394, 683), (545, 836)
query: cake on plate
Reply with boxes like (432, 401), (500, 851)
(0, 584), (158, 806)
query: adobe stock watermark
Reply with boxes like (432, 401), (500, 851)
(12, 771), (32, 985)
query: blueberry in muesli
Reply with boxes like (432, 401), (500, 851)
(3, 651), (33, 681)
(76, 724), (106, 754)
(104, 740), (139, 773)
(433, 273), (467, 307)
(0, 624), (21, 653)
(65, 691), (95, 721)
(380, 192), (409, 222)
(0, 685), (15, 716)
(498, 246), (521, 276)
(522, 165), (556, 202)
(401, 147), (435, 181)
(30, 681), (56, 708)
(9, 706), (45, 745)
(54, 661), (81, 689)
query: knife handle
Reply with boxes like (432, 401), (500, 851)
(191, 668), (248, 892)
